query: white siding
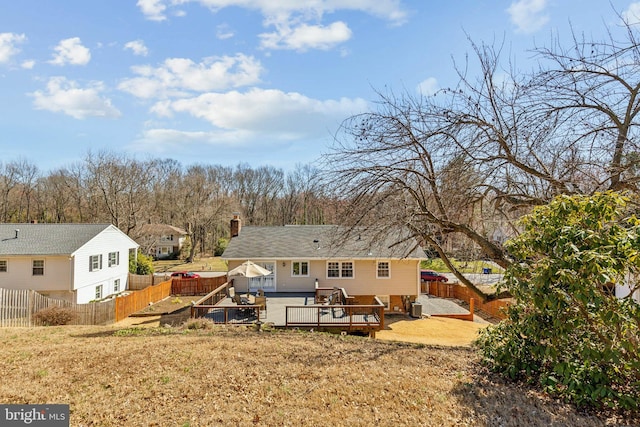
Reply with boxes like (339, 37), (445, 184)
(72, 226), (137, 303)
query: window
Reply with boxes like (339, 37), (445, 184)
(292, 261), (309, 277)
(327, 261), (354, 279)
(95, 285), (103, 300)
(341, 262), (353, 278)
(377, 261), (390, 278)
(113, 279), (120, 293)
(89, 254), (102, 272)
(32, 260), (44, 276)
(0, 260), (6, 273)
(377, 295), (390, 311)
(108, 251), (119, 267)
(327, 262), (340, 278)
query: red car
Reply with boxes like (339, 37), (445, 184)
(171, 271), (200, 279)
(420, 270), (448, 282)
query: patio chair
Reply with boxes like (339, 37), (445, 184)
(255, 295), (267, 314)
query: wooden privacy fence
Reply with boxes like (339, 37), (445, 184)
(425, 281), (511, 320)
(128, 273), (171, 290)
(0, 288), (115, 327)
(114, 280), (172, 322)
(171, 275), (228, 296)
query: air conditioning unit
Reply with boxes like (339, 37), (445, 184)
(410, 302), (422, 318)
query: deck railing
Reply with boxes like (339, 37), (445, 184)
(190, 280), (232, 318)
(190, 279), (264, 324)
(285, 298), (385, 331)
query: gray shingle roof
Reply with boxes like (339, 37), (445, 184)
(222, 225), (425, 260)
(0, 224), (127, 256)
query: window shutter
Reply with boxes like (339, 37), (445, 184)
(89, 256), (93, 272)
(99, 254), (103, 269)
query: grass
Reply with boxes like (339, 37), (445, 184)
(421, 258), (503, 274)
(154, 256), (228, 273)
(0, 325), (635, 426)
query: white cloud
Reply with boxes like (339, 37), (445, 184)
(260, 21), (352, 51)
(216, 24), (234, 40)
(124, 40), (149, 56)
(622, 3), (640, 26)
(21, 60), (35, 69)
(153, 88), (368, 138)
(0, 33), (27, 64)
(417, 77), (439, 96)
(137, 0), (407, 51)
(31, 76), (121, 119)
(118, 54), (263, 99)
(137, 0), (167, 21)
(49, 37), (91, 66)
(133, 128), (252, 153)
(506, 0), (549, 34)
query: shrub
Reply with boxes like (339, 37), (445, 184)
(33, 306), (77, 326)
(477, 192), (640, 411)
(130, 252), (154, 275)
(183, 318), (215, 330)
(214, 237), (228, 256)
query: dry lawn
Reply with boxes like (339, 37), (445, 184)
(0, 324), (636, 427)
(376, 316), (489, 347)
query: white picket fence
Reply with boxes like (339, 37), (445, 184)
(0, 288), (115, 327)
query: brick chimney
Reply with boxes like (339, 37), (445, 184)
(230, 213), (241, 238)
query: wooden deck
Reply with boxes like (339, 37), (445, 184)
(191, 284), (385, 334)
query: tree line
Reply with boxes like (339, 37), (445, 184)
(0, 153), (338, 260)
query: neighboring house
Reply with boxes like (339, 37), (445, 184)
(222, 217), (426, 312)
(136, 224), (188, 259)
(0, 223), (139, 304)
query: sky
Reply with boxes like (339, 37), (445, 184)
(1, 0), (639, 173)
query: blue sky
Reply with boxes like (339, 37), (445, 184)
(1, 0), (639, 172)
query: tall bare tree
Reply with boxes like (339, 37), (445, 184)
(324, 21), (640, 301)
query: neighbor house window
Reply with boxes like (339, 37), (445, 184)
(89, 254), (102, 272)
(292, 261), (309, 277)
(327, 261), (354, 279)
(95, 285), (103, 300)
(0, 260), (6, 273)
(108, 251), (119, 267)
(113, 279), (120, 293)
(33, 260), (44, 276)
(377, 261), (390, 278)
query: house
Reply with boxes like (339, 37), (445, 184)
(136, 223), (188, 259)
(222, 216), (426, 312)
(0, 223), (139, 304)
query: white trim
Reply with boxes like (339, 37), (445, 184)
(326, 260), (355, 279)
(291, 260), (310, 277)
(376, 261), (391, 279)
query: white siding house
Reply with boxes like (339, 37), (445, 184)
(0, 224), (139, 304)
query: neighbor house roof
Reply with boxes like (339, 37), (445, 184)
(0, 223), (138, 256)
(137, 223), (188, 236)
(222, 225), (425, 260)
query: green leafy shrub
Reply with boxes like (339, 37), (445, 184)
(214, 237), (228, 256)
(33, 306), (77, 326)
(477, 192), (640, 411)
(130, 252), (154, 275)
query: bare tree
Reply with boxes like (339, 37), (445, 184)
(324, 22), (640, 301)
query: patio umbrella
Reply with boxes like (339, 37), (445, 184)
(227, 260), (272, 278)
